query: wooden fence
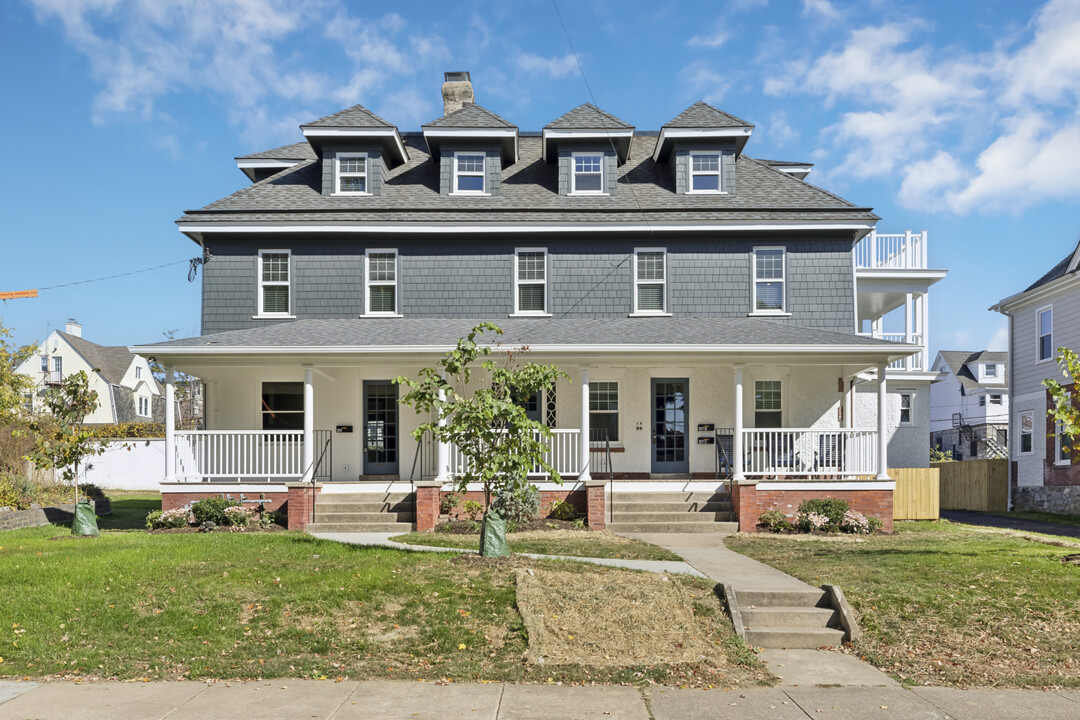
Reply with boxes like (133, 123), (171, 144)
(892, 467), (940, 520)
(932, 459), (1009, 512)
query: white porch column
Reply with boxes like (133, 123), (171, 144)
(876, 362), (890, 480)
(164, 368), (175, 481)
(435, 377), (450, 482)
(904, 293), (914, 372)
(733, 367), (744, 481)
(302, 367), (314, 482)
(920, 292), (930, 371)
(579, 368), (591, 481)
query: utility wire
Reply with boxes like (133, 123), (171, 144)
(36, 259), (193, 291)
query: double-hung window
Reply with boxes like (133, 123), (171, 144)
(1019, 411), (1033, 454)
(589, 381), (619, 442)
(365, 249), (398, 315)
(985, 363), (998, 379)
(572, 153), (603, 194)
(515, 249), (547, 314)
(634, 249), (667, 314)
(690, 151), (722, 192)
(258, 250), (291, 316)
(137, 396), (150, 417)
(454, 152), (486, 194)
(39, 356), (47, 373)
(1037, 306), (1053, 362)
(261, 382), (304, 431)
(898, 390), (914, 426)
(989, 394), (1003, 405)
(335, 154), (367, 194)
(753, 247), (785, 313)
(754, 380), (782, 428)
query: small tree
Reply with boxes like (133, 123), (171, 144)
(26, 371), (105, 506)
(1044, 347), (1080, 461)
(395, 323), (567, 555)
(0, 321), (34, 420)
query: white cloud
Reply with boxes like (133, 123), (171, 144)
(1001, 0), (1080, 106)
(516, 53), (578, 79)
(687, 25), (730, 49)
(680, 60), (730, 105)
(986, 323), (1009, 352)
(765, 111), (797, 146)
(802, 0), (840, 21)
(898, 151), (967, 210)
(730, 0), (768, 10)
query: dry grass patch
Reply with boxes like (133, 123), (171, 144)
(516, 567), (746, 673)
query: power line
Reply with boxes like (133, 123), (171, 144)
(37, 259), (192, 291)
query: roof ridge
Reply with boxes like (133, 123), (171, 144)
(544, 102), (633, 130)
(422, 103), (516, 129)
(303, 103), (395, 129)
(742, 156), (859, 208)
(663, 101), (754, 129)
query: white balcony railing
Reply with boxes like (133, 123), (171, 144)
(742, 428), (878, 478)
(446, 429), (582, 479)
(174, 430), (305, 479)
(858, 332), (925, 371)
(855, 230), (927, 270)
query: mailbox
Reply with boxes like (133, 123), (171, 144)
(336, 425), (353, 433)
(697, 423), (715, 432)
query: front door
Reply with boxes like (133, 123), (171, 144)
(651, 378), (689, 474)
(363, 381), (398, 475)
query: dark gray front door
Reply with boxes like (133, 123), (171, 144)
(651, 378), (689, 474)
(363, 381), (398, 475)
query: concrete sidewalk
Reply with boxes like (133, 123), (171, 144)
(1, 679), (1077, 719)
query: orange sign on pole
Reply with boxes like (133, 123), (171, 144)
(0, 289), (38, 300)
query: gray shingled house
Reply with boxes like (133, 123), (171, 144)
(134, 72), (940, 533)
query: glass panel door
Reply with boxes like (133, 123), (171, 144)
(651, 378), (689, 474)
(363, 381), (398, 475)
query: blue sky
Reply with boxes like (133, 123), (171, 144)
(2, 0), (1079, 357)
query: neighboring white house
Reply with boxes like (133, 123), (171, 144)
(929, 351), (1008, 460)
(16, 320), (163, 424)
(992, 238), (1080, 514)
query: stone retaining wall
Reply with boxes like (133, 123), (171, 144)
(0, 499), (112, 532)
(1013, 485), (1080, 514)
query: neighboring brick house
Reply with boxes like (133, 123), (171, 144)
(17, 320), (164, 425)
(993, 240), (1080, 513)
(134, 72), (946, 532)
(930, 351), (1009, 460)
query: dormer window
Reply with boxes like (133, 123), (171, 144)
(454, 153), (486, 194)
(572, 153), (603, 194)
(336, 154), (368, 194)
(985, 363), (998, 378)
(690, 151), (722, 193)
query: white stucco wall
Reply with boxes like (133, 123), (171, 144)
(854, 381), (931, 468)
(82, 439), (166, 490)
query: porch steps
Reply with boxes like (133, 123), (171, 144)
(307, 492), (416, 533)
(736, 588), (846, 649)
(606, 491), (736, 533)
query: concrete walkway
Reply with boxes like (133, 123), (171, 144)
(1, 679), (1078, 719)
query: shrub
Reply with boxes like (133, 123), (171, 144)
(460, 499), (484, 520)
(839, 509), (871, 534)
(491, 484), (541, 524)
(797, 498), (849, 531)
(796, 511), (831, 532)
(223, 505), (252, 527)
(439, 491), (461, 515)
(0, 478), (21, 510)
(88, 423), (166, 440)
(78, 483), (105, 500)
(867, 515), (884, 533)
(191, 496), (242, 525)
(146, 507), (189, 530)
(547, 498), (577, 521)
(757, 509), (792, 532)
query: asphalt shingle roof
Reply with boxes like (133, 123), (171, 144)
(938, 350), (1008, 392)
(181, 135), (877, 225)
(422, 103), (517, 129)
(663, 101), (754, 129)
(58, 332), (155, 388)
(303, 104), (395, 129)
(235, 143), (315, 161)
(544, 103), (633, 130)
(140, 317), (905, 352)
(1025, 249), (1076, 292)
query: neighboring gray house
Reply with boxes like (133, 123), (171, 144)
(929, 351), (1009, 460)
(993, 239), (1080, 513)
(135, 71), (941, 532)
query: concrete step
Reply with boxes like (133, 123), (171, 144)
(744, 627), (846, 650)
(742, 606), (838, 628)
(606, 521), (739, 534)
(610, 511), (735, 522)
(316, 493), (412, 504)
(735, 588), (830, 608)
(609, 501), (733, 513)
(611, 492), (731, 503)
(314, 512), (416, 524)
(314, 501), (414, 513)
(306, 521), (416, 533)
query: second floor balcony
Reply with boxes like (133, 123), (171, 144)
(855, 230), (928, 270)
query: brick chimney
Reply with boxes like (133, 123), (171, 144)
(441, 71), (474, 116)
(65, 318), (82, 338)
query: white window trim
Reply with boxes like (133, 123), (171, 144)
(989, 394), (1003, 405)
(750, 246), (787, 315)
(451, 151), (488, 196)
(256, 249), (295, 319)
(753, 379), (784, 427)
(333, 153), (370, 196)
(1018, 410), (1034, 456)
(570, 151), (605, 196)
(363, 248), (402, 317)
(898, 388), (915, 426)
(589, 380), (620, 444)
(137, 396), (151, 418)
(1036, 304), (1054, 364)
(512, 248), (551, 317)
(630, 247), (671, 316)
(984, 363), (998, 379)
(136, 366), (143, 380)
(687, 150), (725, 195)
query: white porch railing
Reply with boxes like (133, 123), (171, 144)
(854, 230), (927, 270)
(174, 430), (305, 479)
(742, 428), (878, 477)
(858, 332), (925, 371)
(446, 429), (582, 479)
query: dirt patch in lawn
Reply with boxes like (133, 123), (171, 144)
(516, 567), (743, 671)
(435, 518), (584, 534)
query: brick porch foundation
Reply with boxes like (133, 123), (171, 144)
(414, 484), (607, 531)
(732, 482), (893, 532)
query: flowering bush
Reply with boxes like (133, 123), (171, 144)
(757, 509), (793, 532)
(796, 511), (831, 532)
(146, 507), (190, 530)
(839, 509), (871, 534)
(223, 505), (253, 527)
(191, 496), (242, 525)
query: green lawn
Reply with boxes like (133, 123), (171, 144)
(98, 491), (162, 531)
(391, 530), (683, 561)
(725, 521), (1080, 688)
(988, 510), (1080, 529)
(0, 497), (758, 686)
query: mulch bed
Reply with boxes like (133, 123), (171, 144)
(147, 524), (287, 535)
(435, 518), (585, 534)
